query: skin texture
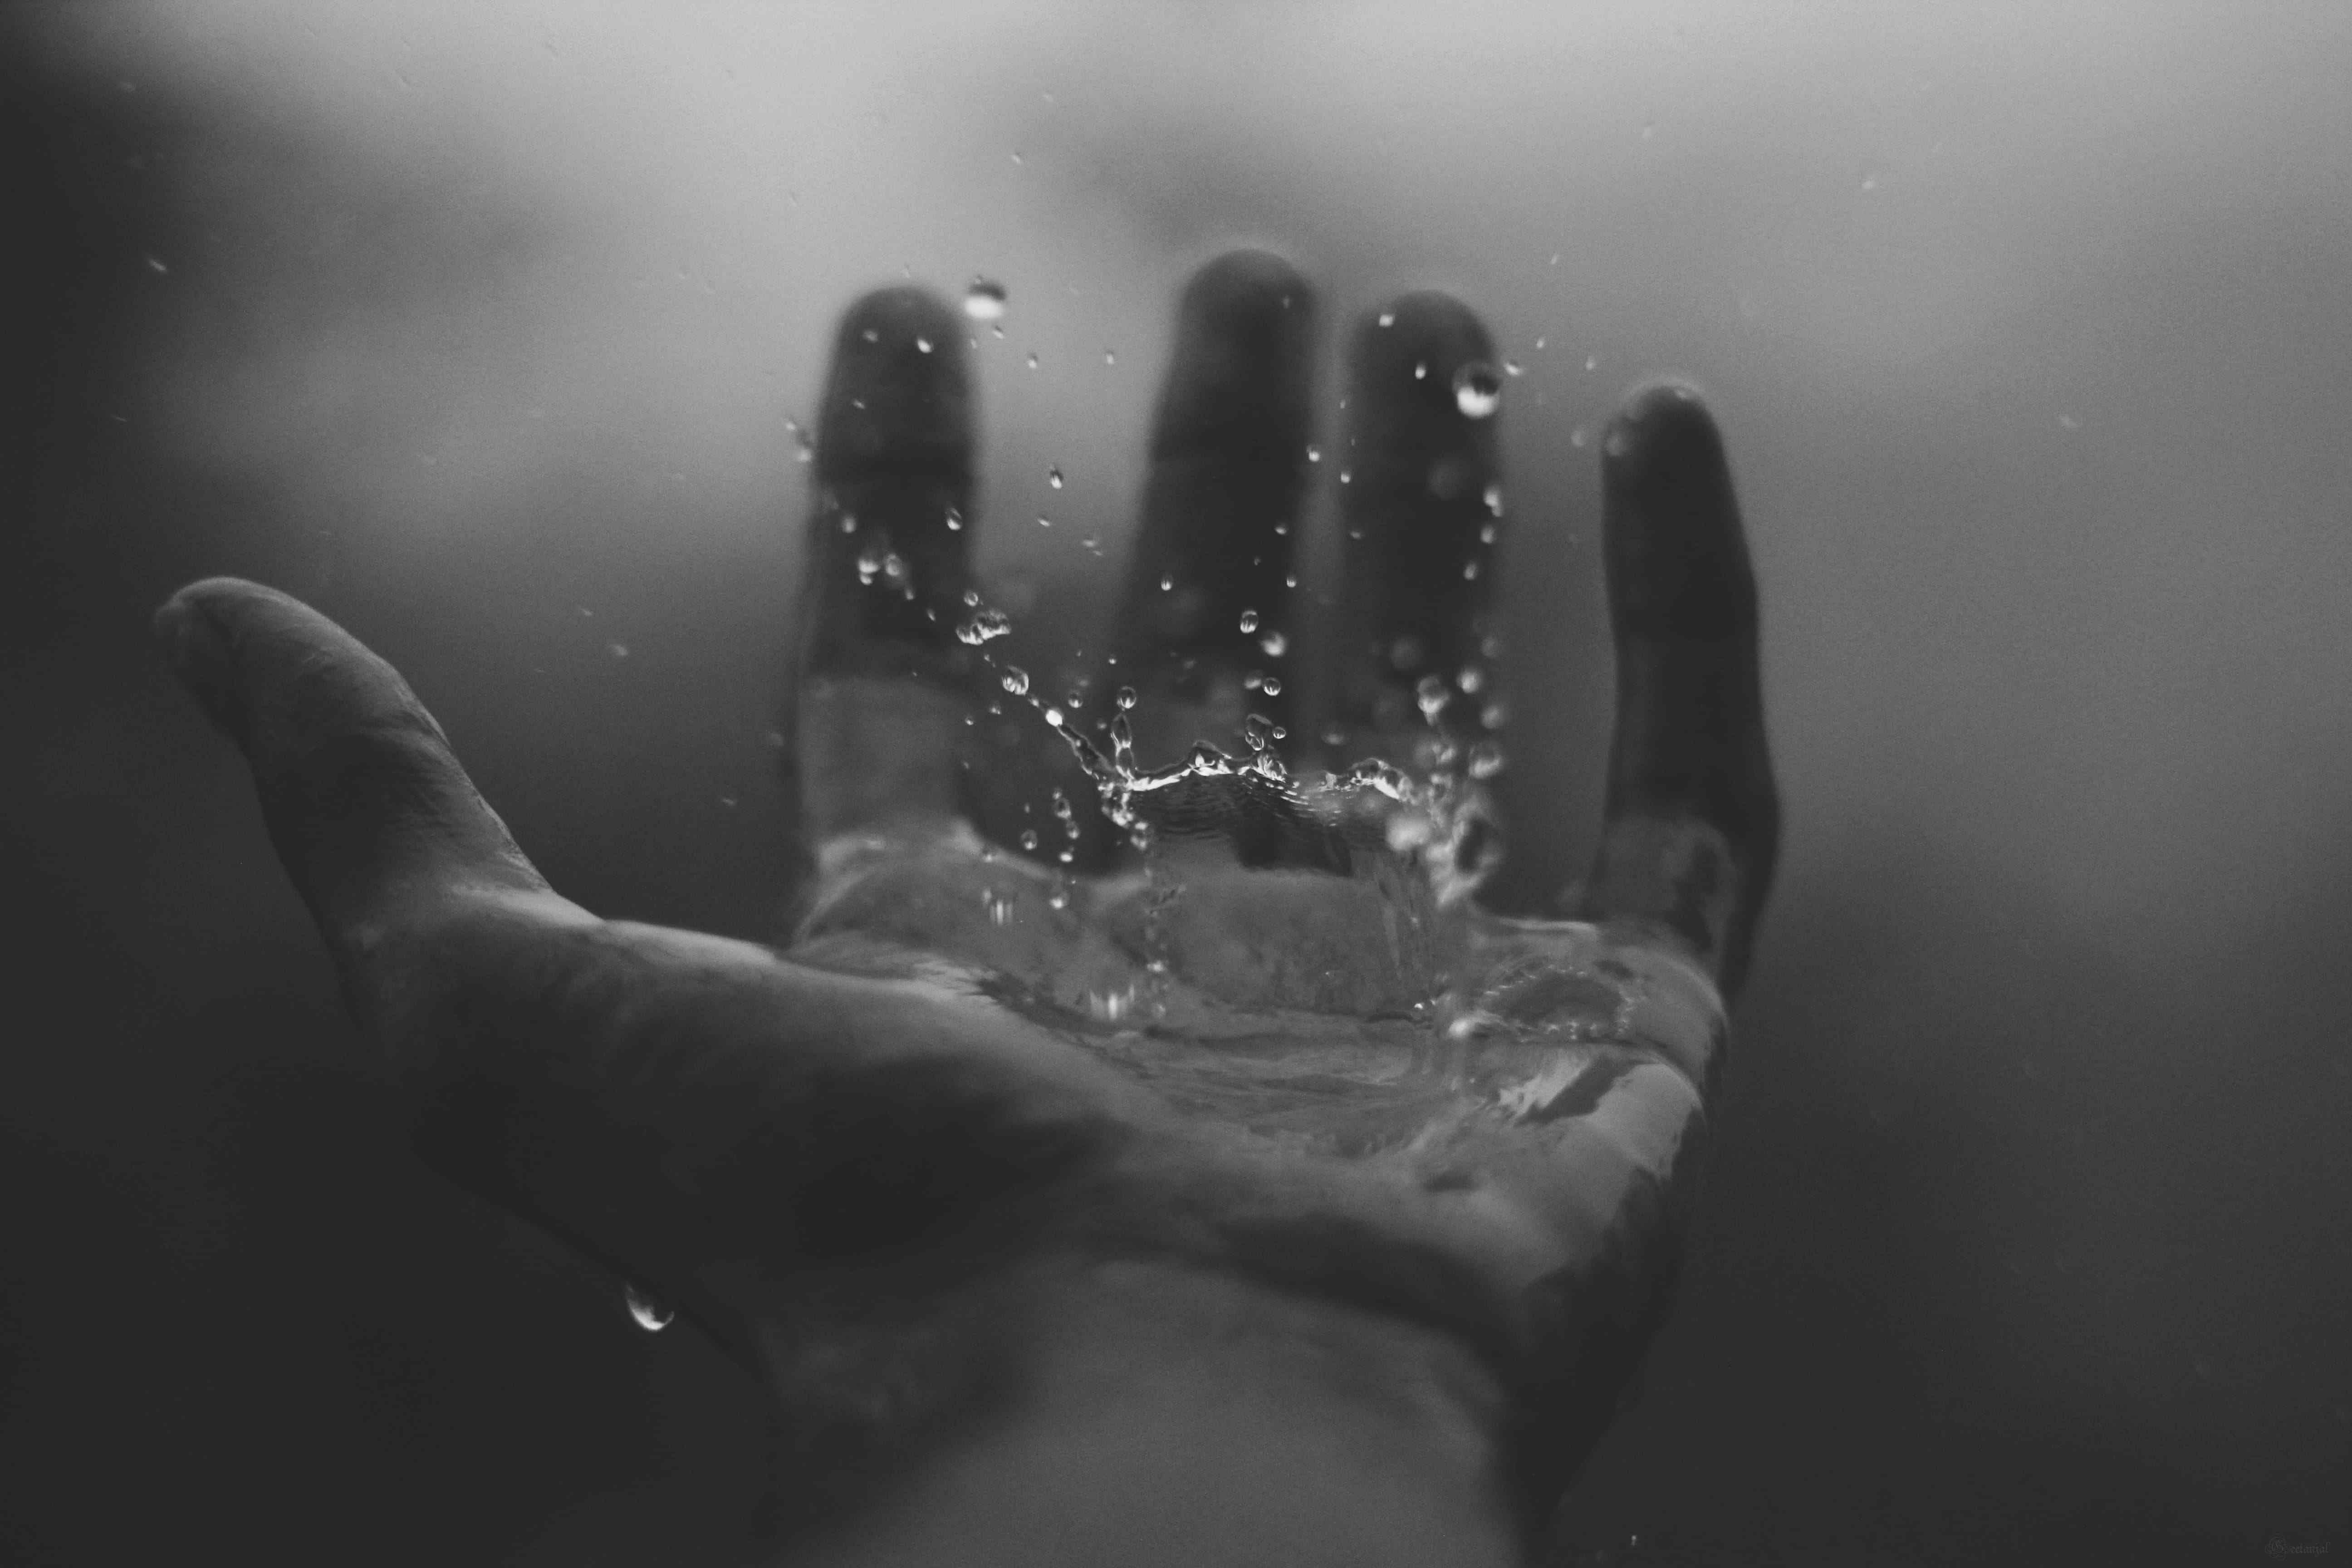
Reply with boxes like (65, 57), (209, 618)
(153, 247), (1777, 1566)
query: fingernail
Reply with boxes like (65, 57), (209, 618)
(153, 584), (250, 748)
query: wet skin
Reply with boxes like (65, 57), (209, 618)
(155, 249), (1777, 1566)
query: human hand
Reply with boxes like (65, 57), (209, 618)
(154, 248), (1775, 1564)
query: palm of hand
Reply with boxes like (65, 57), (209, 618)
(157, 249), (1774, 1553)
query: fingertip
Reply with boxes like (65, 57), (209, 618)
(819, 285), (971, 479)
(1177, 247), (1312, 331)
(1602, 378), (1721, 480)
(154, 576), (289, 748)
(1600, 379), (1751, 642)
(1152, 246), (1317, 451)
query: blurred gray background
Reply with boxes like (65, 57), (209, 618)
(3, 2), (2346, 1562)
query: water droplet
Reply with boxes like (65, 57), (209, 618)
(963, 588), (982, 607)
(1243, 713), (1276, 752)
(956, 608), (1011, 644)
(914, 336), (934, 354)
(1115, 686), (1138, 710)
(1239, 608), (1259, 633)
(1306, 445), (1321, 463)
(1413, 360), (1428, 380)
(1047, 885), (1070, 910)
(1048, 466), (1064, 488)
(1453, 363), (1502, 418)
(839, 514), (858, 534)
(1104, 349), (1117, 366)
(1483, 483), (1503, 515)
(608, 641), (630, 659)
(624, 1281), (674, 1332)
(856, 546), (884, 584)
(1264, 675), (1284, 696)
(1504, 361), (1522, 377)
(1001, 666), (1031, 696)
(1036, 514), (1052, 528)
(1064, 687), (1084, 710)
(1584, 354), (1599, 372)
(962, 279), (1008, 321)
(1259, 630), (1288, 657)
(1480, 699), (1510, 730)
(1860, 173), (1878, 192)
(1467, 740), (1505, 779)
(1416, 674), (1451, 720)
(1462, 559), (1480, 580)
(861, 327), (880, 343)
(1535, 336), (1548, 350)
(945, 505), (964, 531)
(1025, 352), (1039, 370)
(1378, 311), (1396, 328)
(1159, 575), (1173, 592)
(1019, 828), (1040, 851)
(1458, 666), (1486, 694)
(1479, 523), (1497, 545)
(1570, 426), (1589, 449)
(1322, 723), (1348, 747)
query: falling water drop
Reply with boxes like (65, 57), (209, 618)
(956, 608), (1011, 644)
(963, 279), (1008, 321)
(1019, 828), (1040, 851)
(1001, 666), (1031, 696)
(1453, 363), (1502, 419)
(624, 1282), (674, 1332)
(1115, 686), (1138, 711)
(1416, 674), (1451, 721)
(1259, 630), (1288, 657)
(1048, 466), (1064, 489)
(1238, 608), (1259, 633)
(915, 336), (934, 354)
